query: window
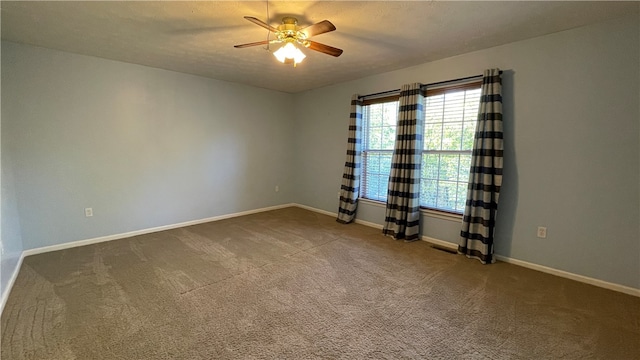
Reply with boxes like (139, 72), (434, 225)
(421, 83), (481, 213)
(359, 82), (482, 214)
(361, 98), (398, 201)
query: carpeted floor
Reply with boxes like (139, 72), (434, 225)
(1, 207), (639, 359)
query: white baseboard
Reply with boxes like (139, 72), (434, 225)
(354, 219), (383, 229)
(9, 202), (639, 302)
(293, 204), (640, 298)
(421, 235), (458, 250)
(419, 235), (639, 297)
(23, 203), (296, 257)
(1, 252), (25, 314)
(293, 203), (336, 217)
(493, 254), (640, 297)
(292, 203), (385, 229)
(2, 204), (295, 312)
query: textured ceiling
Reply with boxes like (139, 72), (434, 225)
(1, 1), (637, 93)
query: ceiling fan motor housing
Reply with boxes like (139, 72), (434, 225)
(276, 17), (308, 45)
(276, 17), (307, 42)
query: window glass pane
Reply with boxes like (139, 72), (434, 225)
(425, 95), (444, 123)
(368, 127), (382, 149)
(366, 173), (380, 200)
(366, 153), (381, 173)
(464, 106), (479, 122)
(456, 182), (468, 213)
(361, 148), (394, 201)
(441, 122), (463, 151)
(421, 179), (437, 208)
(378, 174), (389, 199)
(458, 154), (472, 181)
(380, 153), (392, 172)
(424, 124), (442, 150)
(461, 122), (475, 150)
(436, 181), (458, 211)
(443, 91), (465, 123)
(438, 154), (459, 182)
(422, 154), (439, 180)
(464, 89), (482, 121)
(382, 102), (398, 126)
(368, 104), (383, 127)
(381, 126), (396, 149)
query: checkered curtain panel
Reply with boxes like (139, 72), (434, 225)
(382, 83), (424, 241)
(337, 95), (363, 224)
(459, 69), (503, 263)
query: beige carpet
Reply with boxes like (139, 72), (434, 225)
(2, 207), (639, 359)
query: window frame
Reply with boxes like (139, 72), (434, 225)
(358, 80), (482, 218)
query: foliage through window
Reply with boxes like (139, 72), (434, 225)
(359, 82), (482, 214)
(421, 84), (481, 213)
(361, 99), (398, 202)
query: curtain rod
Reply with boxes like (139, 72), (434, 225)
(358, 70), (503, 100)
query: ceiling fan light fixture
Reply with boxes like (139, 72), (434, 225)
(273, 42), (306, 66)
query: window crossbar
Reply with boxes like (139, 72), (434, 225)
(422, 150), (471, 155)
(363, 150), (394, 154)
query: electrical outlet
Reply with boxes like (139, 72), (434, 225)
(537, 226), (547, 238)
(85, 208), (93, 217)
(275, 185), (279, 192)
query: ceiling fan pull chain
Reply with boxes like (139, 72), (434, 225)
(264, 0), (270, 51)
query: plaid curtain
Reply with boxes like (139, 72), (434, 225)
(382, 83), (423, 241)
(337, 95), (363, 223)
(459, 69), (503, 263)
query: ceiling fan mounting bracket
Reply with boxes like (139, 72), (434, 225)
(281, 17), (298, 25)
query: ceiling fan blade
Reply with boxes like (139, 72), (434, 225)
(307, 40), (343, 57)
(244, 16), (278, 32)
(234, 40), (270, 48)
(300, 20), (336, 38)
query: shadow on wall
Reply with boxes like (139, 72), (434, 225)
(494, 69), (518, 258)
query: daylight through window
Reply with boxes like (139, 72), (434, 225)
(421, 84), (481, 213)
(359, 81), (482, 214)
(361, 98), (398, 202)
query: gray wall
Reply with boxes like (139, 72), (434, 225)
(1, 148), (24, 299)
(1, 15), (638, 293)
(1, 38), (25, 298)
(293, 16), (640, 289)
(2, 42), (296, 251)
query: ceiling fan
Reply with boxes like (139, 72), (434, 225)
(234, 16), (343, 66)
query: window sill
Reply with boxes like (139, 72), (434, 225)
(358, 198), (386, 207)
(420, 208), (463, 222)
(358, 198), (463, 222)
